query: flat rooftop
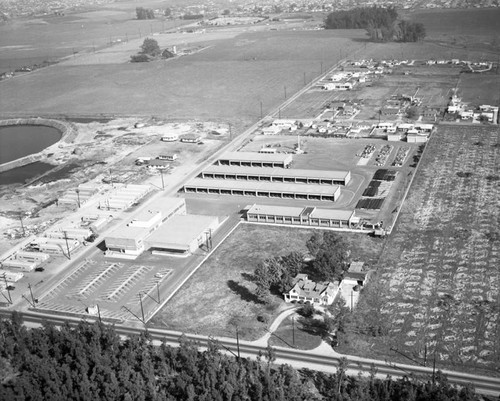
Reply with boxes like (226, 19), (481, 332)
(147, 214), (218, 250)
(247, 204), (355, 220)
(203, 165), (350, 180)
(186, 178), (339, 196)
(218, 151), (293, 163)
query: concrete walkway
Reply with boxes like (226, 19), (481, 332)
(250, 305), (342, 357)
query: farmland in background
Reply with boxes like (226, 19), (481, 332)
(0, 29), (365, 134)
(342, 124), (500, 376)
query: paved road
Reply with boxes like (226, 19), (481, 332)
(5, 310), (498, 397)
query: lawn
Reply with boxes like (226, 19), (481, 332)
(338, 124), (500, 376)
(269, 313), (323, 351)
(149, 223), (384, 341)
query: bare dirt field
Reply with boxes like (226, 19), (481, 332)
(149, 223), (383, 341)
(340, 124), (500, 376)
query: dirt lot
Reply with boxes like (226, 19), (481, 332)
(0, 118), (229, 255)
(341, 124), (500, 376)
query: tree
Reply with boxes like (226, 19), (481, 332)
(306, 231), (323, 257)
(136, 7), (155, 20)
(141, 38), (161, 57)
(311, 232), (350, 281)
(161, 49), (175, 59)
(130, 54), (149, 63)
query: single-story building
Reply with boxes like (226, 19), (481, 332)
(184, 179), (341, 202)
(147, 159), (170, 170)
(246, 204), (356, 228)
(284, 274), (340, 306)
(146, 214), (219, 255)
(342, 261), (370, 287)
(199, 165), (351, 186)
(161, 133), (179, 142)
(216, 151), (293, 169)
(261, 125), (282, 135)
(0, 269), (24, 283)
(104, 197), (186, 259)
(180, 133), (202, 143)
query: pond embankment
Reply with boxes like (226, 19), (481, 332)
(0, 118), (76, 173)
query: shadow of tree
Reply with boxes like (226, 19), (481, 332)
(227, 280), (264, 304)
(298, 317), (329, 338)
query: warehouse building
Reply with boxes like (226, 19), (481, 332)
(246, 204), (357, 228)
(184, 178), (341, 202)
(104, 197), (186, 259)
(0, 269), (24, 283)
(146, 214), (219, 255)
(199, 165), (351, 186)
(216, 152), (293, 168)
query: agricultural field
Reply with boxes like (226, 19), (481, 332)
(149, 223), (383, 340)
(344, 124), (500, 376)
(0, 28), (365, 134)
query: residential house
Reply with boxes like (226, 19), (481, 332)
(283, 274), (340, 306)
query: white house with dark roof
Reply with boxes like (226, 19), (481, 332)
(284, 274), (340, 306)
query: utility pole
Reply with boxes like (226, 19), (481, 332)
(139, 293), (145, 323)
(284, 86), (287, 99)
(76, 188), (81, 208)
(303, 72), (306, 85)
(63, 231), (71, 260)
(260, 101), (263, 119)
(320, 61), (323, 74)
(160, 169), (165, 190)
(292, 316), (295, 346)
(2, 274), (12, 304)
(19, 213), (26, 236)
(432, 352), (437, 385)
(28, 283), (37, 308)
(156, 282), (161, 303)
(236, 326), (241, 361)
(350, 290), (353, 310)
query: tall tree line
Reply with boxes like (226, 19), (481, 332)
(0, 315), (479, 400)
(324, 6), (425, 43)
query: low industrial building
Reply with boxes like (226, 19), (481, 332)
(45, 227), (93, 242)
(216, 152), (293, 169)
(28, 237), (80, 256)
(284, 274), (340, 306)
(146, 214), (219, 255)
(199, 165), (351, 186)
(184, 178), (341, 202)
(246, 204), (356, 228)
(0, 269), (24, 283)
(100, 184), (153, 211)
(104, 197), (186, 259)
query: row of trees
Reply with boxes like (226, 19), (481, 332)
(0, 315), (479, 400)
(136, 7), (155, 20)
(324, 6), (426, 43)
(324, 6), (398, 30)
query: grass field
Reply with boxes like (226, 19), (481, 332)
(0, 29), (365, 133)
(149, 223), (384, 341)
(339, 124), (500, 376)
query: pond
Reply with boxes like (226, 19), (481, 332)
(0, 124), (62, 165)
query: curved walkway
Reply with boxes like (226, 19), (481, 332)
(250, 306), (341, 358)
